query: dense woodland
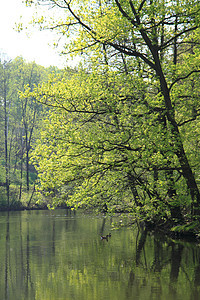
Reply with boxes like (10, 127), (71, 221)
(1, 0), (200, 235)
(0, 56), (64, 208)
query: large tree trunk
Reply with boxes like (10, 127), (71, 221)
(125, 1), (200, 213)
(156, 60), (200, 211)
(127, 172), (142, 206)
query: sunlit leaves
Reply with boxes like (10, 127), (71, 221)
(22, 0), (200, 222)
(23, 65), (168, 213)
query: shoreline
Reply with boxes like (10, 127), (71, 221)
(0, 205), (199, 243)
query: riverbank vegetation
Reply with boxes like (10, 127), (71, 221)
(0, 56), (65, 210)
(1, 0), (200, 237)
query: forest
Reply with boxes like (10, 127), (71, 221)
(1, 0), (200, 236)
(0, 56), (60, 208)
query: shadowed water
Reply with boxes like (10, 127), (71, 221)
(0, 209), (200, 300)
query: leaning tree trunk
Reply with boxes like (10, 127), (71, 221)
(121, 2), (200, 215)
(156, 59), (200, 212)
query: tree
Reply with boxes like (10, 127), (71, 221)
(26, 0), (200, 224)
(0, 59), (13, 206)
(14, 58), (45, 192)
(0, 55), (50, 208)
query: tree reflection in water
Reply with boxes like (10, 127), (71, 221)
(0, 209), (200, 300)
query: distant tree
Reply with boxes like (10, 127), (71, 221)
(0, 59), (12, 206)
(0, 55), (50, 207)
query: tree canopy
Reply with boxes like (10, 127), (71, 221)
(0, 56), (60, 208)
(21, 0), (200, 231)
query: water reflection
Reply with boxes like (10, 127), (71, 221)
(0, 209), (200, 300)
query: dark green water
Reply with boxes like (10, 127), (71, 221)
(0, 209), (200, 300)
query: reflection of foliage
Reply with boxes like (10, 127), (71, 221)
(1, 210), (200, 299)
(171, 221), (200, 233)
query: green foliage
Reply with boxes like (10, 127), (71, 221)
(26, 62), (196, 218)
(19, 0), (200, 230)
(171, 221), (200, 233)
(0, 188), (8, 208)
(0, 55), (58, 208)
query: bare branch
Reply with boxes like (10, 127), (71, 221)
(159, 26), (198, 51)
(169, 70), (200, 91)
(107, 41), (156, 70)
(115, 0), (137, 26)
(178, 114), (200, 127)
(138, 0), (147, 13)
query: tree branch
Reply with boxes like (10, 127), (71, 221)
(178, 114), (200, 127)
(138, 0), (147, 13)
(169, 70), (200, 91)
(159, 26), (198, 51)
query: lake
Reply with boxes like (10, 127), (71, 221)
(0, 209), (200, 300)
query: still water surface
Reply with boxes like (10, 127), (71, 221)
(0, 209), (200, 300)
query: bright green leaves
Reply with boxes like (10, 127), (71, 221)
(22, 0), (200, 223)
(26, 65), (175, 212)
(28, 69), (138, 204)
